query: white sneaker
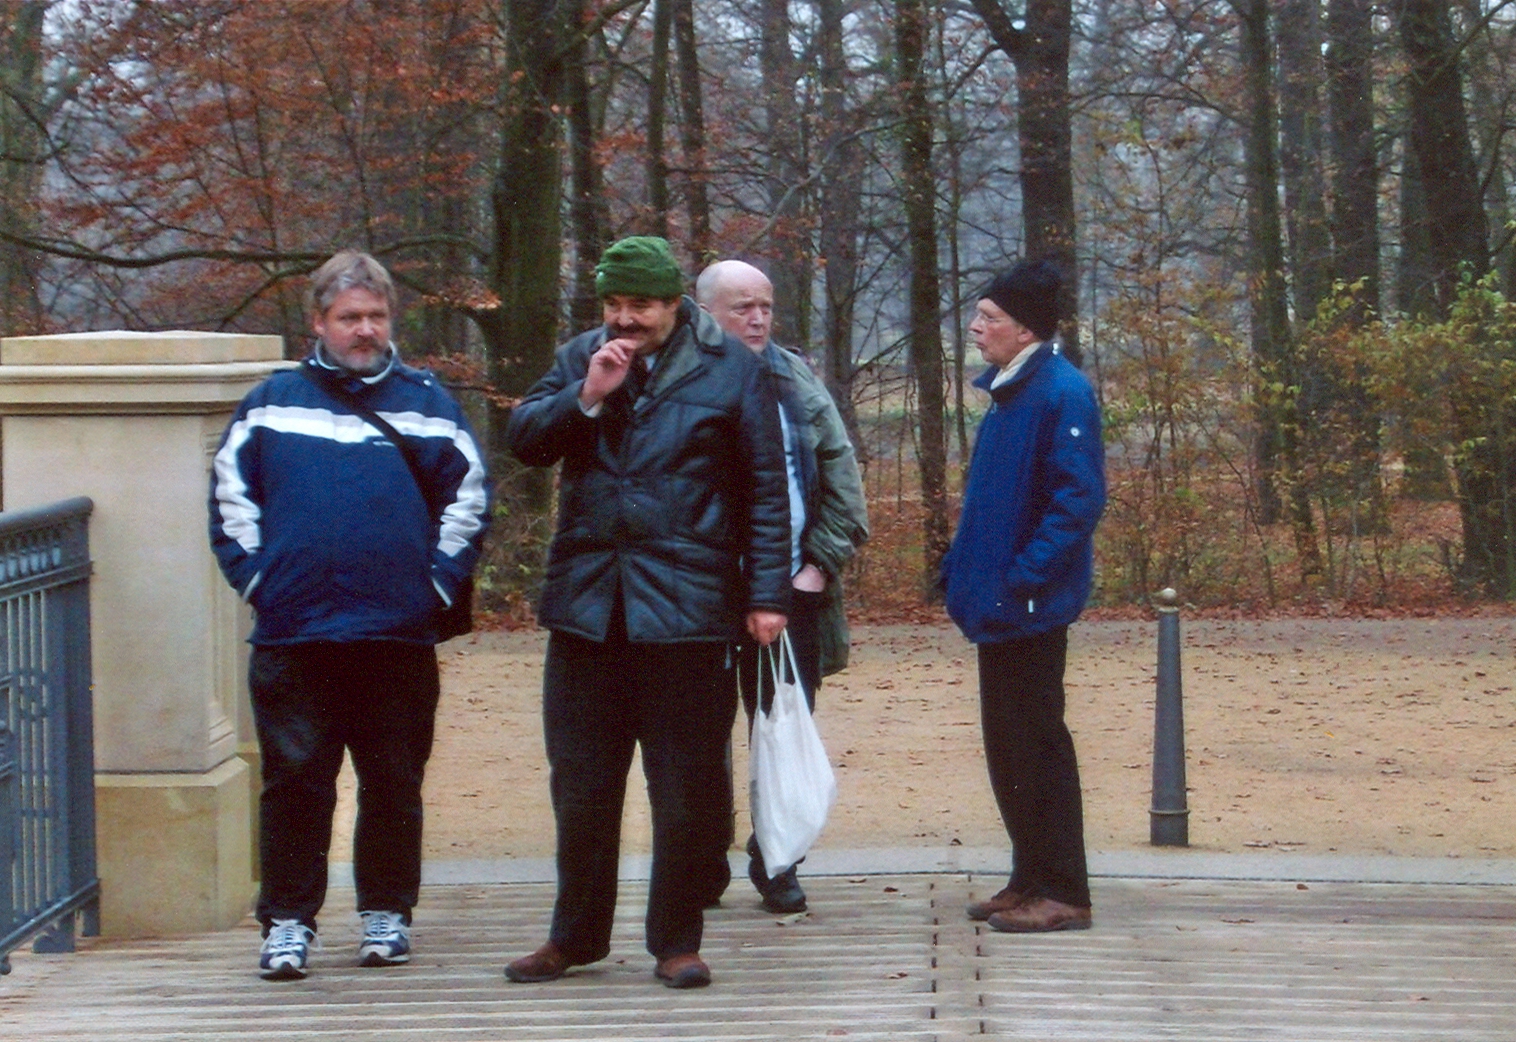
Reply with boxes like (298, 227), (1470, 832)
(358, 910), (411, 966)
(260, 919), (315, 980)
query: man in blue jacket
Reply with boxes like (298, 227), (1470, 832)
(941, 260), (1105, 933)
(209, 250), (490, 980)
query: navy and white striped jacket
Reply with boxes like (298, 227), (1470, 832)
(209, 351), (489, 645)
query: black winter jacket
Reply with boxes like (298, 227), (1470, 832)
(507, 300), (793, 643)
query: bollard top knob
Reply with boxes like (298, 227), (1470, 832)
(1156, 587), (1178, 607)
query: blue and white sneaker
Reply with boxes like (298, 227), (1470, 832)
(358, 910), (411, 966)
(259, 919), (315, 980)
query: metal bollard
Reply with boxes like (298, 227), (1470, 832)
(1150, 587), (1189, 846)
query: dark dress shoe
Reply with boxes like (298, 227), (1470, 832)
(965, 885), (1028, 921)
(747, 834), (807, 913)
(759, 866), (808, 914)
(986, 897), (1092, 933)
(655, 952), (711, 989)
(505, 942), (579, 983)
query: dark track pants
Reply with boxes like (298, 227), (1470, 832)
(249, 641), (440, 931)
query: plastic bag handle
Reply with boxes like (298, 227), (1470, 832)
(756, 630), (800, 718)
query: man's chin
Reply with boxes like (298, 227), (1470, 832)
(339, 352), (387, 376)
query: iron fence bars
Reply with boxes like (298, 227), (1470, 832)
(0, 496), (97, 975)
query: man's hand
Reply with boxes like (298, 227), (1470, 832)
(792, 563), (827, 593)
(579, 337), (638, 410)
(746, 610), (787, 646)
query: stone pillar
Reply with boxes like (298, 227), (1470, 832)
(0, 331), (288, 937)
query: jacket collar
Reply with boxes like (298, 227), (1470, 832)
(311, 340), (398, 386)
(975, 340), (1057, 401)
(641, 297), (715, 399)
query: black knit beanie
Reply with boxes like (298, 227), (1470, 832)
(983, 260), (1061, 341)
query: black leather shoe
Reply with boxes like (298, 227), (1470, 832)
(760, 866), (808, 914)
(745, 834), (768, 893)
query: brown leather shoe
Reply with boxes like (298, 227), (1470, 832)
(986, 897), (1092, 933)
(654, 952), (711, 989)
(505, 942), (580, 983)
(965, 885), (1028, 921)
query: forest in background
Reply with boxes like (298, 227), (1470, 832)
(3, 0), (1516, 617)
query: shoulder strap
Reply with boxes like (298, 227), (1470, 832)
(299, 363), (429, 497)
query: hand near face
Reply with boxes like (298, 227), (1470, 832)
(580, 338), (638, 409)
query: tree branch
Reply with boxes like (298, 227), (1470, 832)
(968, 0), (1026, 58)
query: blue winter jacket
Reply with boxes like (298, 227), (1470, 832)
(942, 343), (1105, 644)
(209, 351), (490, 645)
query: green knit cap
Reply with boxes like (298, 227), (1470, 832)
(594, 236), (685, 299)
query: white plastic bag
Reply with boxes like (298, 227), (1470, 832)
(748, 630), (837, 877)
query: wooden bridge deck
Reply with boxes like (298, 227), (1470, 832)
(3, 872), (1514, 1041)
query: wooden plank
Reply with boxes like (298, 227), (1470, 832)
(2, 875), (1514, 1041)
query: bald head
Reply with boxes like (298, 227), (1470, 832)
(696, 260), (774, 351)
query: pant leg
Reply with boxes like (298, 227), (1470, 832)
(343, 642), (441, 921)
(637, 641), (738, 959)
(978, 627), (1090, 907)
(249, 644), (347, 930)
(543, 630), (636, 963)
(784, 588), (825, 712)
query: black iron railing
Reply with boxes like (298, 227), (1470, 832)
(0, 496), (97, 975)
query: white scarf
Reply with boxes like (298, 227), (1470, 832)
(990, 340), (1043, 390)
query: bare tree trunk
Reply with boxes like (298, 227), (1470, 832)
(645, 0), (673, 237)
(1239, 0), (1322, 576)
(1325, 0), (1381, 317)
(1322, 0), (1389, 527)
(492, 0), (576, 514)
(1398, 0), (1509, 593)
(816, 0), (865, 452)
(970, 0), (1079, 365)
(1396, 132), (1440, 319)
(1277, 0), (1332, 328)
(760, 0), (809, 348)
(0, 2), (46, 337)
(1397, 0), (1489, 314)
(672, 0), (711, 266)
(897, 0), (951, 595)
(1457, 0), (1513, 296)
(567, 26), (607, 332)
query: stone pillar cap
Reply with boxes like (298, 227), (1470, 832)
(2, 331), (286, 366)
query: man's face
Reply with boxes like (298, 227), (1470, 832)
(602, 294), (681, 355)
(706, 271), (774, 351)
(313, 287), (392, 376)
(969, 298), (1036, 369)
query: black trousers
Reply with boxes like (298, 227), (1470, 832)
(978, 626), (1091, 908)
(542, 627), (737, 961)
(249, 641), (440, 931)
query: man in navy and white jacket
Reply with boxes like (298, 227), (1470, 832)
(941, 259), (1105, 935)
(209, 250), (489, 980)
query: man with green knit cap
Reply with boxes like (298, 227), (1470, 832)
(504, 236), (792, 989)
